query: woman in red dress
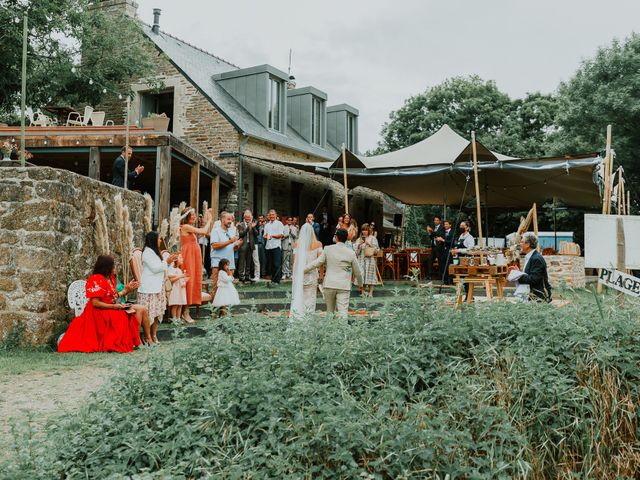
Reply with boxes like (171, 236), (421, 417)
(58, 255), (141, 353)
(179, 207), (212, 323)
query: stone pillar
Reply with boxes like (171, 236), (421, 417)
(88, 147), (101, 180)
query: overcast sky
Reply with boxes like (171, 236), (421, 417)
(136, 0), (640, 151)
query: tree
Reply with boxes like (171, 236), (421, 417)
(553, 33), (640, 206)
(0, 0), (156, 121)
(376, 76), (512, 153)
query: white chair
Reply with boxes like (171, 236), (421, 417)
(66, 106), (94, 126)
(26, 108), (53, 127)
(90, 111), (105, 126)
(67, 280), (88, 317)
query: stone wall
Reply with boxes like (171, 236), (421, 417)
(545, 255), (586, 288)
(0, 167), (146, 345)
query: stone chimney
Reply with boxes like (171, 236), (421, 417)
(152, 8), (161, 33)
(88, 0), (139, 18)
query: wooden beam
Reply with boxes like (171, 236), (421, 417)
(471, 131), (484, 247)
(532, 203), (539, 251)
(342, 144), (349, 214)
(190, 163), (200, 215)
(158, 145), (171, 222)
(88, 147), (101, 180)
(211, 175), (220, 222)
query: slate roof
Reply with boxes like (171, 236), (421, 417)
(143, 25), (342, 161)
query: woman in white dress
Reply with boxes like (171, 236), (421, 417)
(212, 258), (240, 316)
(290, 223), (323, 318)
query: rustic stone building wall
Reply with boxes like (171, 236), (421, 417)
(0, 167), (146, 345)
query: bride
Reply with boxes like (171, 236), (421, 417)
(290, 222), (323, 318)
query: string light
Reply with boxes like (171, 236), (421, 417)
(102, 88), (107, 94)
(88, 79), (93, 85)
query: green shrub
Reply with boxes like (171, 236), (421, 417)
(3, 293), (640, 479)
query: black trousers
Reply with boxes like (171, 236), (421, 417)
(266, 247), (282, 283)
(257, 243), (267, 277)
(237, 245), (253, 281)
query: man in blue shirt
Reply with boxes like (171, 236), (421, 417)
(210, 212), (240, 297)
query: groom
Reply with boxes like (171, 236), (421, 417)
(304, 228), (363, 317)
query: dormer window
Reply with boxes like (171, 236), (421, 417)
(311, 97), (323, 145)
(347, 114), (356, 151)
(268, 77), (283, 131)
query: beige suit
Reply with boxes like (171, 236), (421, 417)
(304, 243), (363, 316)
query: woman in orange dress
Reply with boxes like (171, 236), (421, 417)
(58, 255), (141, 353)
(179, 207), (212, 323)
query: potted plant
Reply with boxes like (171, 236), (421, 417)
(1, 140), (33, 162)
(142, 112), (170, 131)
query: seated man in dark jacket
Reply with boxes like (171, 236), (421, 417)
(516, 232), (552, 302)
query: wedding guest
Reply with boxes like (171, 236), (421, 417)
(509, 233), (552, 302)
(139, 232), (177, 343)
(339, 213), (358, 248)
(427, 215), (445, 280)
(264, 209), (285, 284)
(354, 223), (380, 297)
(318, 205), (334, 246)
(111, 146), (144, 189)
(440, 219), (456, 285)
(237, 209), (257, 283)
(197, 215), (211, 278)
(58, 255), (142, 353)
(180, 207), (212, 323)
(212, 258), (240, 316)
(291, 223), (324, 316)
(254, 213), (266, 281)
(211, 212), (241, 298)
(307, 212), (321, 238)
(282, 216), (298, 280)
(115, 278), (152, 345)
(167, 254), (188, 323)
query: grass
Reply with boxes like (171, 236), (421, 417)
(2, 287), (639, 478)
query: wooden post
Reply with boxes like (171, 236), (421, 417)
(602, 125), (612, 214)
(190, 163), (200, 215)
(627, 191), (632, 215)
(158, 145), (171, 222)
(342, 144), (349, 214)
(88, 147), (101, 180)
(124, 95), (131, 189)
(20, 14), (28, 167)
(471, 131), (484, 247)
(532, 203), (539, 251)
(616, 217), (625, 305)
(210, 175), (220, 222)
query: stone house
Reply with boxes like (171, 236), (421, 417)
(95, 0), (384, 224)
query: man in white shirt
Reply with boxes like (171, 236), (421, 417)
(263, 209), (285, 284)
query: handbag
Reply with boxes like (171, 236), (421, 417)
(164, 274), (173, 295)
(364, 246), (375, 257)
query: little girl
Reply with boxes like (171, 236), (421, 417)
(167, 254), (189, 323)
(212, 258), (240, 316)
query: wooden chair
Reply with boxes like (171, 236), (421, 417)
(129, 248), (143, 282)
(405, 248), (422, 279)
(381, 249), (397, 280)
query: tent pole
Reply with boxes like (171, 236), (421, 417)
(532, 202), (539, 251)
(471, 131), (484, 247)
(341, 143), (349, 215)
(598, 125), (612, 294)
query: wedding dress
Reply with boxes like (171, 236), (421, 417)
(290, 223), (318, 319)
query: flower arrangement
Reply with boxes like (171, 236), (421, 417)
(1, 140), (33, 160)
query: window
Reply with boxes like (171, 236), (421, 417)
(311, 97), (322, 145)
(140, 89), (174, 132)
(347, 114), (356, 151)
(268, 77), (282, 131)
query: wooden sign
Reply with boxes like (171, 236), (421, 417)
(598, 268), (640, 297)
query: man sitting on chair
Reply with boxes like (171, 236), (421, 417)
(304, 228), (363, 317)
(509, 232), (552, 302)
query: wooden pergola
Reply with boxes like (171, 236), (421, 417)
(0, 126), (234, 222)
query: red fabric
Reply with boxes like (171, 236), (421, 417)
(58, 274), (141, 353)
(180, 228), (202, 305)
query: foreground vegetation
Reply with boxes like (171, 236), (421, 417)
(3, 291), (640, 479)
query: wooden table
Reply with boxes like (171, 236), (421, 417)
(448, 264), (508, 304)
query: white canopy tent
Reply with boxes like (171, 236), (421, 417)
(323, 125), (602, 209)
